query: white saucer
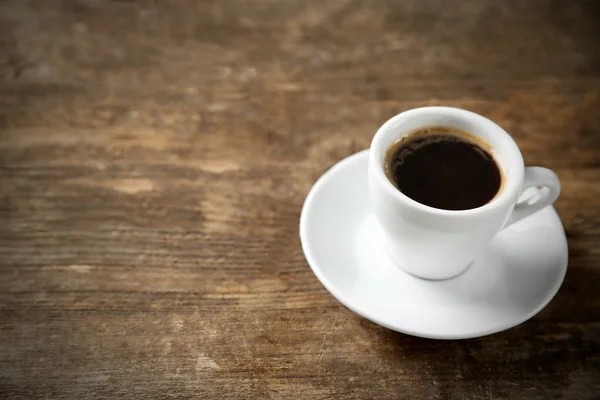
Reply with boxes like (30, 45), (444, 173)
(300, 150), (568, 339)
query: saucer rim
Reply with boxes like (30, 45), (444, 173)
(300, 149), (568, 340)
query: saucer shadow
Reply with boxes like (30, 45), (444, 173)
(533, 247), (600, 324)
(362, 261), (599, 398)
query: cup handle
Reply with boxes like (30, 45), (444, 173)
(504, 167), (561, 228)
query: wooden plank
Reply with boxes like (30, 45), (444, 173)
(1, 0), (599, 398)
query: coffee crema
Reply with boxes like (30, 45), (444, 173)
(385, 127), (502, 211)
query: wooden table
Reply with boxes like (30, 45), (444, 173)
(1, 1), (599, 398)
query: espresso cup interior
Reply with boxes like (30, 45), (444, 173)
(371, 108), (524, 211)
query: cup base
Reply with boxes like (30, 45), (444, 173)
(388, 248), (474, 281)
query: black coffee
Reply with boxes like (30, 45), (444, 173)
(385, 127), (502, 211)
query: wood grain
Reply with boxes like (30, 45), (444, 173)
(1, 0), (599, 398)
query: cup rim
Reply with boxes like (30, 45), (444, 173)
(369, 106), (525, 217)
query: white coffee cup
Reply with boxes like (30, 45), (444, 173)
(368, 107), (560, 280)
